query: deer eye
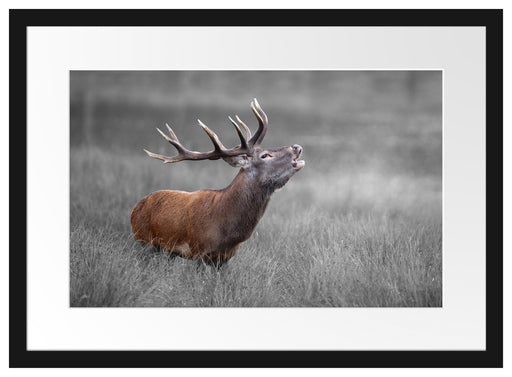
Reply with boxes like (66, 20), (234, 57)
(260, 153), (270, 159)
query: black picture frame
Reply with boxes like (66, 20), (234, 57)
(9, 9), (503, 368)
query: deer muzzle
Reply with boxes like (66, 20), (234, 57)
(291, 144), (305, 170)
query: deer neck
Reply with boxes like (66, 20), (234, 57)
(219, 169), (272, 237)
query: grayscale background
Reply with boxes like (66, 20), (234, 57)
(70, 71), (442, 307)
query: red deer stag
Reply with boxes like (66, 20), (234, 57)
(130, 99), (305, 265)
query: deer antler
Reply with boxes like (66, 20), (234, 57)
(144, 99), (268, 163)
(249, 98), (268, 147)
(227, 98), (268, 149)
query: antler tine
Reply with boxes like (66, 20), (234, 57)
(143, 148), (182, 163)
(144, 124), (193, 163)
(156, 126), (174, 144)
(154, 124), (184, 152)
(248, 98), (268, 147)
(253, 99), (268, 124)
(165, 123), (179, 141)
(228, 116), (249, 150)
(197, 119), (226, 152)
(235, 115), (252, 140)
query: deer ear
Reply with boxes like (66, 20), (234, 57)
(223, 155), (250, 168)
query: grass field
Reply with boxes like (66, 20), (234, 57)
(70, 71), (442, 307)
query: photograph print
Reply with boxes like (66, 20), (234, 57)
(70, 70), (442, 307)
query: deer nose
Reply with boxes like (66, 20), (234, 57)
(292, 144), (302, 154)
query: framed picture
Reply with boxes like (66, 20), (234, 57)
(9, 9), (503, 367)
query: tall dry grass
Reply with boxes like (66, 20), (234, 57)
(70, 147), (441, 307)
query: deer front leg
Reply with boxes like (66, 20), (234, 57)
(195, 245), (240, 268)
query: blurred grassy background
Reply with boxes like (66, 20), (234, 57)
(70, 71), (442, 307)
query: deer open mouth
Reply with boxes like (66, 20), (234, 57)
(292, 149), (305, 170)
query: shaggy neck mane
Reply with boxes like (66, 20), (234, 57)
(217, 169), (273, 241)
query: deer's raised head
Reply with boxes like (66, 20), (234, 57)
(144, 99), (305, 191)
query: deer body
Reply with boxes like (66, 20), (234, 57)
(131, 170), (271, 263)
(131, 99), (304, 265)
